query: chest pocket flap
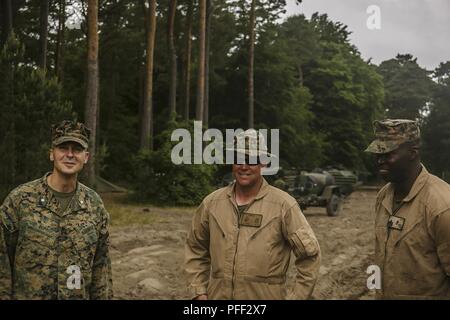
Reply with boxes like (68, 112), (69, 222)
(71, 224), (98, 255)
(248, 215), (279, 240)
(21, 221), (57, 248)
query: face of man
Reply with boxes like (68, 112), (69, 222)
(50, 141), (89, 176)
(375, 143), (415, 183)
(232, 154), (264, 189)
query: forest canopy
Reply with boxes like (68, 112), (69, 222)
(1, 0), (449, 204)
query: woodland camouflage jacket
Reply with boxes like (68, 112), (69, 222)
(0, 173), (113, 300)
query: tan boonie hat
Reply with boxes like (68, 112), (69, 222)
(225, 129), (275, 163)
(365, 119), (420, 154)
(51, 120), (91, 149)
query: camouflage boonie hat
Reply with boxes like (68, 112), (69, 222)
(365, 119), (420, 154)
(51, 120), (91, 149)
(225, 129), (275, 163)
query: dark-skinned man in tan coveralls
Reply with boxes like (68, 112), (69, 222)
(366, 119), (450, 299)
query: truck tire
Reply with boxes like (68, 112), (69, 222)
(326, 194), (342, 217)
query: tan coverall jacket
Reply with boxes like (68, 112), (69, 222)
(185, 179), (321, 300)
(375, 165), (450, 299)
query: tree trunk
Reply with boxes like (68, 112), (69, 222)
(39, 0), (49, 72)
(182, 0), (193, 120)
(247, 0), (256, 129)
(0, 2), (2, 44)
(96, 88), (100, 171)
(0, 1), (3, 46)
(10, 121), (16, 184)
(1, 0), (13, 47)
(195, 0), (206, 121)
(138, 64), (144, 127)
(9, 54), (15, 185)
(140, 0), (157, 151)
(55, 0), (66, 82)
(84, 0), (99, 187)
(167, 0), (177, 116)
(203, 0), (214, 127)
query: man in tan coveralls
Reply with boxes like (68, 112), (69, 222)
(185, 129), (321, 300)
(366, 119), (450, 299)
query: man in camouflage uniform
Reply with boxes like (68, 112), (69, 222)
(366, 119), (450, 299)
(0, 120), (113, 300)
(185, 129), (321, 300)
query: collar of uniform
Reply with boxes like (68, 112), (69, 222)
(226, 178), (270, 200)
(36, 172), (59, 213)
(381, 164), (429, 214)
(255, 178), (270, 199)
(71, 185), (89, 211)
(381, 184), (395, 215)
(38, 172), (89, 213)
(403, 164), (429, 203)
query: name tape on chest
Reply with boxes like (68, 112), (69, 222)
(387, 215), (405, 231)
(239, 213), (263, 228)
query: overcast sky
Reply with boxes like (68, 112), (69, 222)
(284, 0), (450, 70)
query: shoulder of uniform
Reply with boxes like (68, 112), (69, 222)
(202, 186), (229, 206)
(422, 174), (450, 215)
(78, 182), (104, 206)
(4, 178), (43, 202)
(77, 183), (109, 227)
(266, 185), (298, 208)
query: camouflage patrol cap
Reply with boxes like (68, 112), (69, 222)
(365, 119), (420, 154)
(51, 120), (91, 149)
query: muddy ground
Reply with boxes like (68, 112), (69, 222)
(106, 188), (378, 300)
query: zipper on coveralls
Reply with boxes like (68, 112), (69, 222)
(382, 202), (404, 292)
(231, 203), (240, 300)
(231, 198), (256, 299)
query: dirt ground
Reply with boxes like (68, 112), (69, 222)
(106, 187), (378, 300)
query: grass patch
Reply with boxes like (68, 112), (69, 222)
(106, 203), (161, 227)
(101, 193), (196, 227)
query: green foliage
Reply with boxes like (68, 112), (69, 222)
(378, 54), (435, 120)
(130, 119), (217, 206)
(253, 21), (324, 169)
(7, 0), (449, 197)
(299, 14), (384, 170)
(422, 61), (450, 176)
(0, 34), (74, 199)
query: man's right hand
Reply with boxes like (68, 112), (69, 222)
(194, 294), (208, 300)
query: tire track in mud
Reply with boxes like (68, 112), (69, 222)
(109, 189), (378, 300)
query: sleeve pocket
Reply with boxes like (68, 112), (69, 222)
(289, 227), (319, 258)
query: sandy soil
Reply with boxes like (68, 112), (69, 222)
(107, 188), (378, 300)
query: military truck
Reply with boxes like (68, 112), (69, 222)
(219, 166), (358, 216)
(273, 168), (358, 217)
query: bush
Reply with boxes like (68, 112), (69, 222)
(0, 34), (74, 200)
(131, 119), (217, 206)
